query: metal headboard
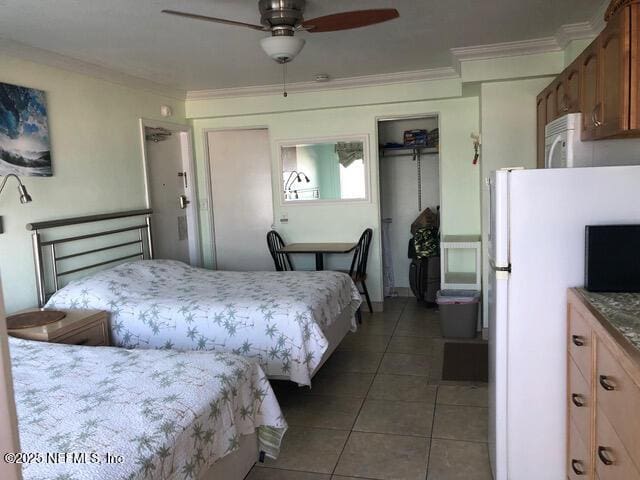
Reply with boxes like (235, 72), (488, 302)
(26, 209), (154, 307)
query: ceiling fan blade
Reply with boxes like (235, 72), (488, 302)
(161, 9), (268, 31)
(302, 9), (399, 33)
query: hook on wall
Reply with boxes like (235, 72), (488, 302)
(471, 133), (481, 165)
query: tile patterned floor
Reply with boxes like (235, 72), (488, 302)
(246, 297), (493, 480)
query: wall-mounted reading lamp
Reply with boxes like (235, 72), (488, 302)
(0, 174), (33, 234)
(284, 170), (310, 199)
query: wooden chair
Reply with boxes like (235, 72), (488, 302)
(267, 230), (293, 271)
(348, 228), (374, 316)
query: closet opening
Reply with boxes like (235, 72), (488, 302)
(377, 114), (441, 304)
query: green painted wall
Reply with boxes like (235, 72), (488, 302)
(189, 90), (481, 304)
(479, 77), (555, 326)
(0, 39), (591, 313)
(0, 54), (186, 313)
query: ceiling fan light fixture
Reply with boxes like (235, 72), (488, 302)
(260, 35), (305, 64)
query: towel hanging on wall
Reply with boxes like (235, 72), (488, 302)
(335, 142), (363, 167)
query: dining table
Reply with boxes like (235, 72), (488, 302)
(276, 242), (357, 271)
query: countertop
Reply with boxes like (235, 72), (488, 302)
(577, 288), (640, 353)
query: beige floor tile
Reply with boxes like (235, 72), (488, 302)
(368, 374), (437, 403)
(280, 394), (364, 430)
(259, 426), (349, 474)
(427, 439), (493, 480)
(247, 467), (331, 479)
(332, 477), (377, 480)
(318, 350), (383, 374)
(427, 339), (445, 383)
(394, 318), (442, 338)
(335, 432), (429, 480)
(302, 372), (374, 398)
(387, 335), (432, 355)
(437, 385), (488, 407)
(432, 405), (488, 443)
(381, 297), (409, 310)
(401, 305), (440, 319)
(354, 399), (434, 437)
(337, 333), (391, 353)
(357, 316), (399, 335)
(378, 352), (430, 376)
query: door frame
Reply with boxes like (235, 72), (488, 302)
(202, 126), (272, 269)
(374, 112), (442, 302)
(139, 118), (202, 267)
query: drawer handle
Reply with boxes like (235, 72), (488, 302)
(571, 393), (585, 407)
(572, 335), (585, 346)
(599, 375), (616, 391)
(571, 459), (586, 475)
(598, 446), (614, 466)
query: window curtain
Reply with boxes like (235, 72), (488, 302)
(335, 142), (363, 168)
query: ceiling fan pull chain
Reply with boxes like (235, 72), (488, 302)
(283, 63), (288, 98)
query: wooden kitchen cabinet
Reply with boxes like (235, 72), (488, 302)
(630, 3), (640, 130)
(536, 93), (547, 168)
(580, 40), (601, 141)
(567, 289), (640, 480)
(597, 5), (630, 138)
(536, 0), (640, 162)
(564, 64), (581, 114)
(545, 85), (557, 124)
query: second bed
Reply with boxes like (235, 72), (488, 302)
(46, 259), (362, 385)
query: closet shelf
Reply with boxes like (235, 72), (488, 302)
(379, 146), (439, 157)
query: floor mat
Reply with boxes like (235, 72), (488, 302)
(442, 342), (489, 382)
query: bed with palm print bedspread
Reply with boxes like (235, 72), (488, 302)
(11, 337), (286, 480)
(46, 260), (362, 386)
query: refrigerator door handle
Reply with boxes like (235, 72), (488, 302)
(490, 259), (511, 273)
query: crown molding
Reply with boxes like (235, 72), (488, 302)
(555, 22), (598, 48)
(450, 17), (600, 74)
(451, 36), (561, 64)
(0, 37), (186, 101)
(186, 66), (459, 101)
(591, 0), (611, 34)
(1, 1), (609, 104)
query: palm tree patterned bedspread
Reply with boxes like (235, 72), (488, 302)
(10, 337), (286, 480)
(46, 260), (362, 386)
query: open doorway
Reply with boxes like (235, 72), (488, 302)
(140, 120), (201, 266)
(377, 114), (441, 301)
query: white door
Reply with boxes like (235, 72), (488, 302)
(144, 126), (199, 265)
(207, 129), (274, 271)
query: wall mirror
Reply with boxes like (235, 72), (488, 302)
(279, 135), (369, 203)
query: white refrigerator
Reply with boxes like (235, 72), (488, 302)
(488, 165), (640, 480)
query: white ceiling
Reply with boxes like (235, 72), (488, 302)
(0, 0), (604, 92)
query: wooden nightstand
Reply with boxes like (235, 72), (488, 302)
(7, 309), (111, 346)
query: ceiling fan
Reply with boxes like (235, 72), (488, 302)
(162, 0), (399, 64)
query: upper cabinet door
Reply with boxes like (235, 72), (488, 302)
(598, 6), (631, 138)
(631, 3), (640, 130)
(565, 65), (581, 113)
(545, 84), (557, 124)
(555, 77), (569, 116)
(580, 40), (600, 140)
(536, 93), (547, 169)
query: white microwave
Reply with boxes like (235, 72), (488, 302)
(545, 113), (640, 168)
(544, 113), (593, 168)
